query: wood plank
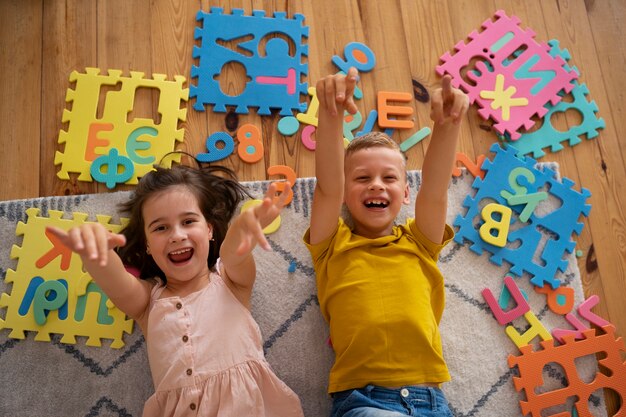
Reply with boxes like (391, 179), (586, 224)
(399, 0), (477, 167)
(40, 0), (98, 197)
(95, 0), (153, 193)
(538, 3), (626, 414)
(539, 0), (626, 338)
(150, 0), (206, 169)
(586, 0), (626, 170)
(359, 0), (421, 162)
(0, 0), (42, 200)
(296, 0), (365, 178)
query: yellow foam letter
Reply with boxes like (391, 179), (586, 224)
(479, 203), (512, 247)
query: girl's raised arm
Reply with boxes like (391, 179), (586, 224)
(46, 224), (152, 321)
(219, 182), (290, 307)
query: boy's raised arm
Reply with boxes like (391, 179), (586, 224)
(414, 75), (469, 244)
(309, 67), (359, 245)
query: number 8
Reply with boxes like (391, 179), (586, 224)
(237, 124), (264, 163)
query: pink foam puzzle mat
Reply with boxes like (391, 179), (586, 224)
(504, 39), (605, 158)
(436, 10), (579, 140)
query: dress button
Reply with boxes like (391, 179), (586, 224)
(186, 368), (193, 376)
(400, 388), (409, 398)
(175, 302), (182, 309)
(182, 335), (189, 343)
(189, 403), (196, 410)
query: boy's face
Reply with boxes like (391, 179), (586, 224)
(344, 146), (410, 238)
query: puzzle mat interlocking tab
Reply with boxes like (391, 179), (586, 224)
(436, 10), (578, 140)
(191, 7), (309, 115)
(453, 143), (591, 289)
(505, 40), (605, 158)
(0, 208), (133, 349)
(55, 68), (189, 186)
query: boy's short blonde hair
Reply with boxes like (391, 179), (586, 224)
(345, 132), (406, 166)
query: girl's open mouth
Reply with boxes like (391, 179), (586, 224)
(168, 248), (194, 263)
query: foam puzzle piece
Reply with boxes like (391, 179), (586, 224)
(343, 110), (363, 141)
(533, 283), (574, 315)
(332, 42), (376, 74)
(354, 110), (395, 139)
(237, 124), (264, 163)
(267, 165), (297, 205)
(436, 10), (578, 139)
(453, 144), (591, 289)
(241, 200), (281, 234)
(301, 125), (316, 150)
(197, 132), (235, 163)
(479, 203), (512, 247)
(377, 91), (415, 129)
(508, 325), (626, 417)
(552, 312), (589, 343)
(482, 275), (530, 325)
(277, 116), (300, 136)
(551, 295), (612, 344)
(0, 209), (133, 348)
(90, 148), (135, 189)
(55, 68), (188, 186)
(479, 74), (529, 121)
(190, 7), (309, 115)
(296, 87), (319, 126)
(453, 152), (486, 178)
(505, 311), (553, 348)
(506, 40), (605, 158)
(399, 127), (431, 153)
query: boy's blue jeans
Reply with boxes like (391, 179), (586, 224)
(330, 385), (453, 417)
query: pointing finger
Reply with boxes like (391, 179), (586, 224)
(442, 75), (454, 103)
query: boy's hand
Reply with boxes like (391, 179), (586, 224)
(430, 74), (469, 125)
(316, 66), (359, 117)
(235, 182), (291, 255)
(46, 224), (126, 267)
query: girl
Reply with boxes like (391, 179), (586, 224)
(47, 161), (304, 417)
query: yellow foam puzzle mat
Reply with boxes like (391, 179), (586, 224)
(0, 208), (133, 348)
(54, 68), (189, 188)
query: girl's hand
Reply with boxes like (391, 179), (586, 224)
(46, 224), (126, 267)
(430, 74), (469, 125)
(235, 182), (291, 255)
(316, 66), (359, 117)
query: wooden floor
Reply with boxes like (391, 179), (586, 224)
(1, 0), (624, 412)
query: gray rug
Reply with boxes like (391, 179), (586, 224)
(0, 169), (606, 417)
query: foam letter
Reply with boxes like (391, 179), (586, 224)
(505, 311), (552, 348)
(479, 203), (512, 247)
(482, 276), (530, 325)
(377, 91), (414, 129)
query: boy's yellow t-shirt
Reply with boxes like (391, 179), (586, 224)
(304, 218), (454, 393)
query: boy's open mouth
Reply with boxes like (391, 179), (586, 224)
(168, 248), (194, 263)
(364, 199), (389, 209)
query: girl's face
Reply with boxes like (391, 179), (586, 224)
(344, 147), (410, 238)
(142, 186), (213, 290)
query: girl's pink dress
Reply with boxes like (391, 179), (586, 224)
(142, 270), (304, 417)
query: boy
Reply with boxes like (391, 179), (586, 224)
(304, 67), (469, 417)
